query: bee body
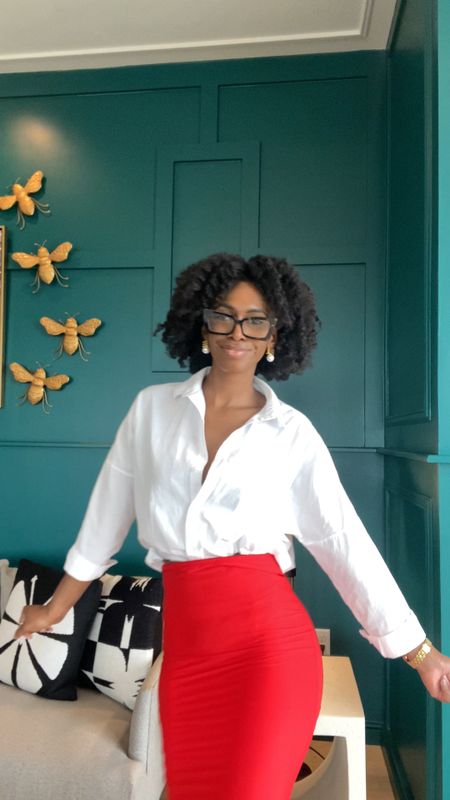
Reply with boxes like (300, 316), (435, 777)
(13, 183), (34, 216)
(0, 171), (50, 228)
(63, 318), (80, 355)
(12, 241), (72, 292)
(28, 382), (45, 405)
(28, 368), (46, 403)
(37, 246), (56, 285)
(40, 315), (102, 360)
(9, 363), (70, 412)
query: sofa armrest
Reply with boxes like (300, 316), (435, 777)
(128, 652), (165, 798)
(0, 560), (17, 617)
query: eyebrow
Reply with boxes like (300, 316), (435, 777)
(215, 302), (268, 314)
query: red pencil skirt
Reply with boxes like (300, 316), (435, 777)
(159, 554), (323, 800)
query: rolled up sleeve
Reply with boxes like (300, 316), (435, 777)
(291, 429), (426, 659)
(64, 399), (138, 581)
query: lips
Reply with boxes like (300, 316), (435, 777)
(220, 345), (251, 355)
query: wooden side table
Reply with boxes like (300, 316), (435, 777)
(291, 656), (366, 800)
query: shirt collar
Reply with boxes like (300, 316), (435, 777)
(173, 368), (285, 426)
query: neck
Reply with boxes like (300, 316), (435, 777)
(202, 366), (259, 409)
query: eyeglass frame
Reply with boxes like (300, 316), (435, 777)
(202, 308), (277, 341)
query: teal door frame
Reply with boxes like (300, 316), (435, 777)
(437, 1), (450, 798)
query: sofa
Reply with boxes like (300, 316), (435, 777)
(0, 559), (166, 800)
(0, 559), (366, 800)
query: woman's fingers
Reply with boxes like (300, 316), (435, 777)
(439, 674), (450, 702)
(14, 605), (54, 639)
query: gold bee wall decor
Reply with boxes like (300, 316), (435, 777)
(9, 363), (70, 413)
(12, 241), (72, 293)
(0, 226), (6, 409)
(40, 315), (102, 360)
(0, 171), (50, 230)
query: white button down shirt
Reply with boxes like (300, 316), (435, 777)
(64, 367), (425, 658)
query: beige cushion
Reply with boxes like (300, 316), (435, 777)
(0, 683), (155, 800)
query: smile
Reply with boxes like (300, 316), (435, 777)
(221, 346), (250, 357)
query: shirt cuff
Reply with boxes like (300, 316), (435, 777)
(359, 610), (427, 658)
(64, 545), (117, 581)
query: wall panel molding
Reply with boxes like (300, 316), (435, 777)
(384, 482), (438, 800)
(385, 0), (435, 434)
(152, 141), (261, 371)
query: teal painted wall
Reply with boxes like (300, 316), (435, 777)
(384, 0), (448, 798)
(0, 54), (389, 733)
(437, 1), (450, 798)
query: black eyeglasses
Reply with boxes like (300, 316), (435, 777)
(203, 309), (276, 340)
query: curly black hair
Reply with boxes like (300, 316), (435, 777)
(155, 253), (320, 381)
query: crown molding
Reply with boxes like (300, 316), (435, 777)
(0, 0), (396, 74)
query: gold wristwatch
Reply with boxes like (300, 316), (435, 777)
(403, 638), (432, 668)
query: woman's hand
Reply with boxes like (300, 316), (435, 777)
(13, 574), (92, 640)
(14, 605), (56, 639)
(412, 646), (450, 702)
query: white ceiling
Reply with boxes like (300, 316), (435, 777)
(0, 0), (398, 74)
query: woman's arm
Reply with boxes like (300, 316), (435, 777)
(64, 396), (138, 581)
(14, 395), (140, 639)
(14, 574), (92, 638)
(291, 423), (450, 701)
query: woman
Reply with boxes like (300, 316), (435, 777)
(16, 253), (450, 799)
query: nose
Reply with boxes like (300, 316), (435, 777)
(229, 320), (245, 340)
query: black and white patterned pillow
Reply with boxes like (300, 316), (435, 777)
(79, 574), (163, 710)
(0, 559), (101, 700)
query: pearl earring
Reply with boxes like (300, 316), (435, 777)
(265, 347), (275, 363)
(202, 339), (210, 355)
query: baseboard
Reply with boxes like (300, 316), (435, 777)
(365, 723), (384, 746)
(381, 730), (415, 800)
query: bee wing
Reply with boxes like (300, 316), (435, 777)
(0, 195), (17, 210)
(12, 252), (40, 269)
(77, 318), (102, 336)
(40, 316), (66, 335)
(49, 242), (72, 263)
(44, 374), (70, 391)
(23, 171), (44, 195)
(9, 362), (34, 383)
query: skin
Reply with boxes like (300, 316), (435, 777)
(14, 282), (450, 703)
(201, 281), (276, 481)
